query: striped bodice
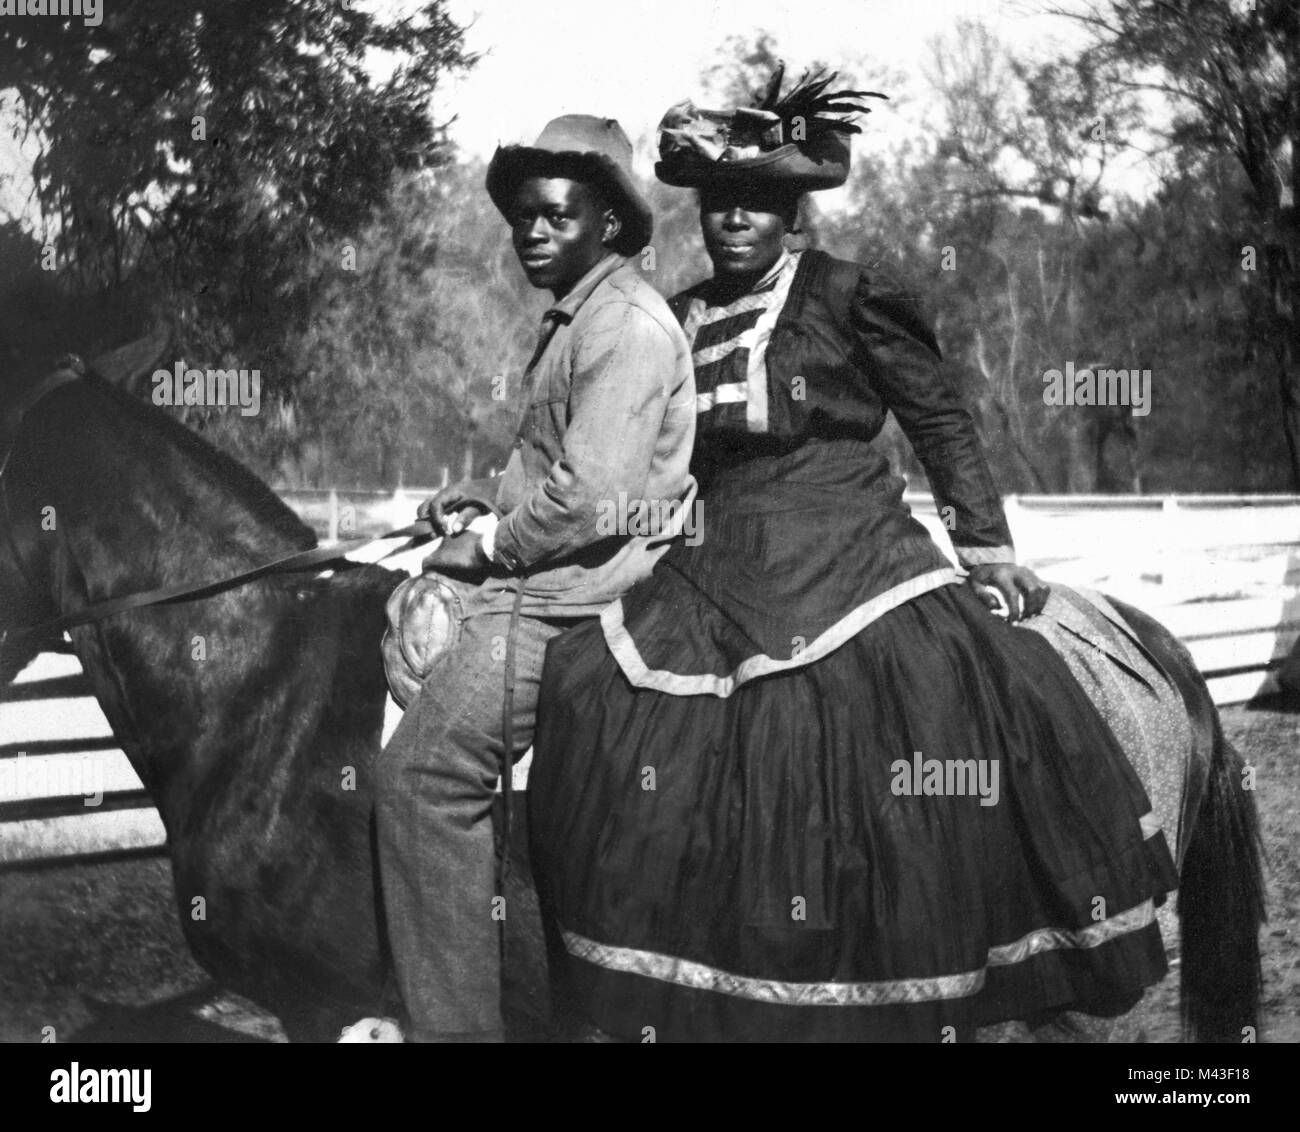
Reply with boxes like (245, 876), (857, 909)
(678, 250), (802, 435)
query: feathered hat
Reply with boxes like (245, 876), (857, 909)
(486, 115), (653, 256)
(655, 64), (887, 192)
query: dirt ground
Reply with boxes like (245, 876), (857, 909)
(1, 701), (1297, 1044)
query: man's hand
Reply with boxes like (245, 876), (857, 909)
(421, 533), (490, 580)
(967, 563), (1050, 624)
(418, 479), (495, 536)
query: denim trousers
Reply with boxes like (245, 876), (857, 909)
(376, 591), (582, 1042)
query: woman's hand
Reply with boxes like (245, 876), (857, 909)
(967, 563), (1050, 624)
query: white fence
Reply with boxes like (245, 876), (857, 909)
(978, 494), (1300, 706)
(3, 491), (1297, 867)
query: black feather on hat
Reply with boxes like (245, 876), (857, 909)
(655, 64), (887, 192)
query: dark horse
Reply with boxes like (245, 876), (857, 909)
(0, 345), (1266, 1042)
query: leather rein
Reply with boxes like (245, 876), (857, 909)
(0, 361), (433, 653)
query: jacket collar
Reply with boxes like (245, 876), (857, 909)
(546, 252), (628, 323)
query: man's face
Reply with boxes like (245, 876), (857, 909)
(699, 186), (792, 281)
(508, 177), (615, 297)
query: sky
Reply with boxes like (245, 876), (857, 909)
(404, 0), (1159, 210)
(430, 0), (1076, 159)
(1, 0), (1159, 227)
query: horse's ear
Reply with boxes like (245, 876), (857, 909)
(89, 322), (172, 398)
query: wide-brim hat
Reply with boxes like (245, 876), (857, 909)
(654, 67), (886, 194)
(655, 119), (852, 192)
(486, 115), (653, 256)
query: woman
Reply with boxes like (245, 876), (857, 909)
(527, 70), (1178, 1042)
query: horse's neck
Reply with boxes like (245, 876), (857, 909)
(41, 385), (318, 804)
(52, 398), (309, 616)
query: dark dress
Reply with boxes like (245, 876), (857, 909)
(527, 249), (1178, 1042)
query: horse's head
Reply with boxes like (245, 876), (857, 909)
(0, 325), (313, 660)
(0, 322), (170, 446)
(84, 323), (173, 399)
(0, 354), (96, 651)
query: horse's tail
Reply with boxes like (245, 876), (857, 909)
(1178, 710), (1266, 1043)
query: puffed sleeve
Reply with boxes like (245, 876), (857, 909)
(850, 268), (1015, 567)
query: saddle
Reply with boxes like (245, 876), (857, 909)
(1020, 585), (1210, 869)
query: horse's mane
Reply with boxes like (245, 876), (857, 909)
(80, 368), (316, 550)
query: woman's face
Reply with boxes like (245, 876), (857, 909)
(699, 187), (793, 282)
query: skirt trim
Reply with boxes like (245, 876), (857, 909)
(601, 566), (960, 698)
(559, 898), (1158, 1008)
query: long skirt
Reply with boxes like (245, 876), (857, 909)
(527, 582), (1178, 1042)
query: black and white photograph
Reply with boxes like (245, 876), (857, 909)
(0, 0), (1295, 1096)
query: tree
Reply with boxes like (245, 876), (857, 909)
(0, 0), (474, 394)
(1057, 0), (1300, 487)
(276, 160), (536, 489)
(913, 19), (1144, 491)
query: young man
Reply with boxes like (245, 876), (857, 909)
(373, 115), (696, 1042)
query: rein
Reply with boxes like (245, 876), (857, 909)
(0, 363), (435, 652)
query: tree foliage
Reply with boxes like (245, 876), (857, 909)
(1055, 0), (1300, 485)
(0, 0), (473, 404)
(279, 161), (536, 488)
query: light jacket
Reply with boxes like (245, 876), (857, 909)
(487, 253), (697, 615)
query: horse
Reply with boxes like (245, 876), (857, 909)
(0, 339), (1265, 1042)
